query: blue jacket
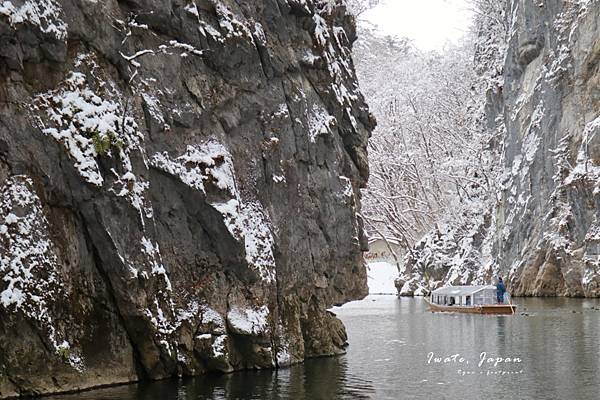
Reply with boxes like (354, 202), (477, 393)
(497, 280), (506, 298)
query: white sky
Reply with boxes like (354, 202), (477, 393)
(362, 0), (474, 51)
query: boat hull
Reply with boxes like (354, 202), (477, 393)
(425, 297), (516, 314)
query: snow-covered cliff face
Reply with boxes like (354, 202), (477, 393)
(497, 0), (600, 296)
(0, 0), (372, 396)
(397, 0), (600, 298)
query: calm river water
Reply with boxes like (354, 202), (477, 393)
(52, 295), (600, 399)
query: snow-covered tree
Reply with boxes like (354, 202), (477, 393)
(354, 0), (508, 292)
(345, 0), (382, 18)
(355, 30), (486, 245)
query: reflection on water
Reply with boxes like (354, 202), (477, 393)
(51, 353), (374, 400)
(51, 296), (600, 399)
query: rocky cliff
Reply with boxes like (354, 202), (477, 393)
(397, 0), (600, 298)
(0, 0), (372, 396)
(496, 0), (600, 297)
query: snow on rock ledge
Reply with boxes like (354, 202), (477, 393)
(227, 305), (270, 336)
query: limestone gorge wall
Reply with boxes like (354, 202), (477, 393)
(0, 0), (372, 396)
(397, 0), (600, 298)
(498, 0), (600, 297)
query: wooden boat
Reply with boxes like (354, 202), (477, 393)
(425, 285), (517, 315)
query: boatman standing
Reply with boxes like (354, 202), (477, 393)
(497, 277), (506, 305)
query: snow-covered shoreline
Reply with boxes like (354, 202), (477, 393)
(367, 261), (398, 295)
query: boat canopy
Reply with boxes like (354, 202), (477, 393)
(431, 285), (495, 296)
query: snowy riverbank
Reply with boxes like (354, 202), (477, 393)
(366, 261), (398, 295)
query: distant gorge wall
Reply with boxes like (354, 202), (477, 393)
(397, 0), (600, 298)
(0, 0), (373, 397)
(495, 0), (600, 297)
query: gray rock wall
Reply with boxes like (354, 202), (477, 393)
(0, 0), (372, 397)
(394, 0), (600, 299)
(497, 0), (600, 297)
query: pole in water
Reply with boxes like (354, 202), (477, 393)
(506, 293), (515, 315)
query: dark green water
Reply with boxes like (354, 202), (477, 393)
(51, 295), (600, 399)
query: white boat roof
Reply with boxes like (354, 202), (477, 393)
(431, 285), (496, 296)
